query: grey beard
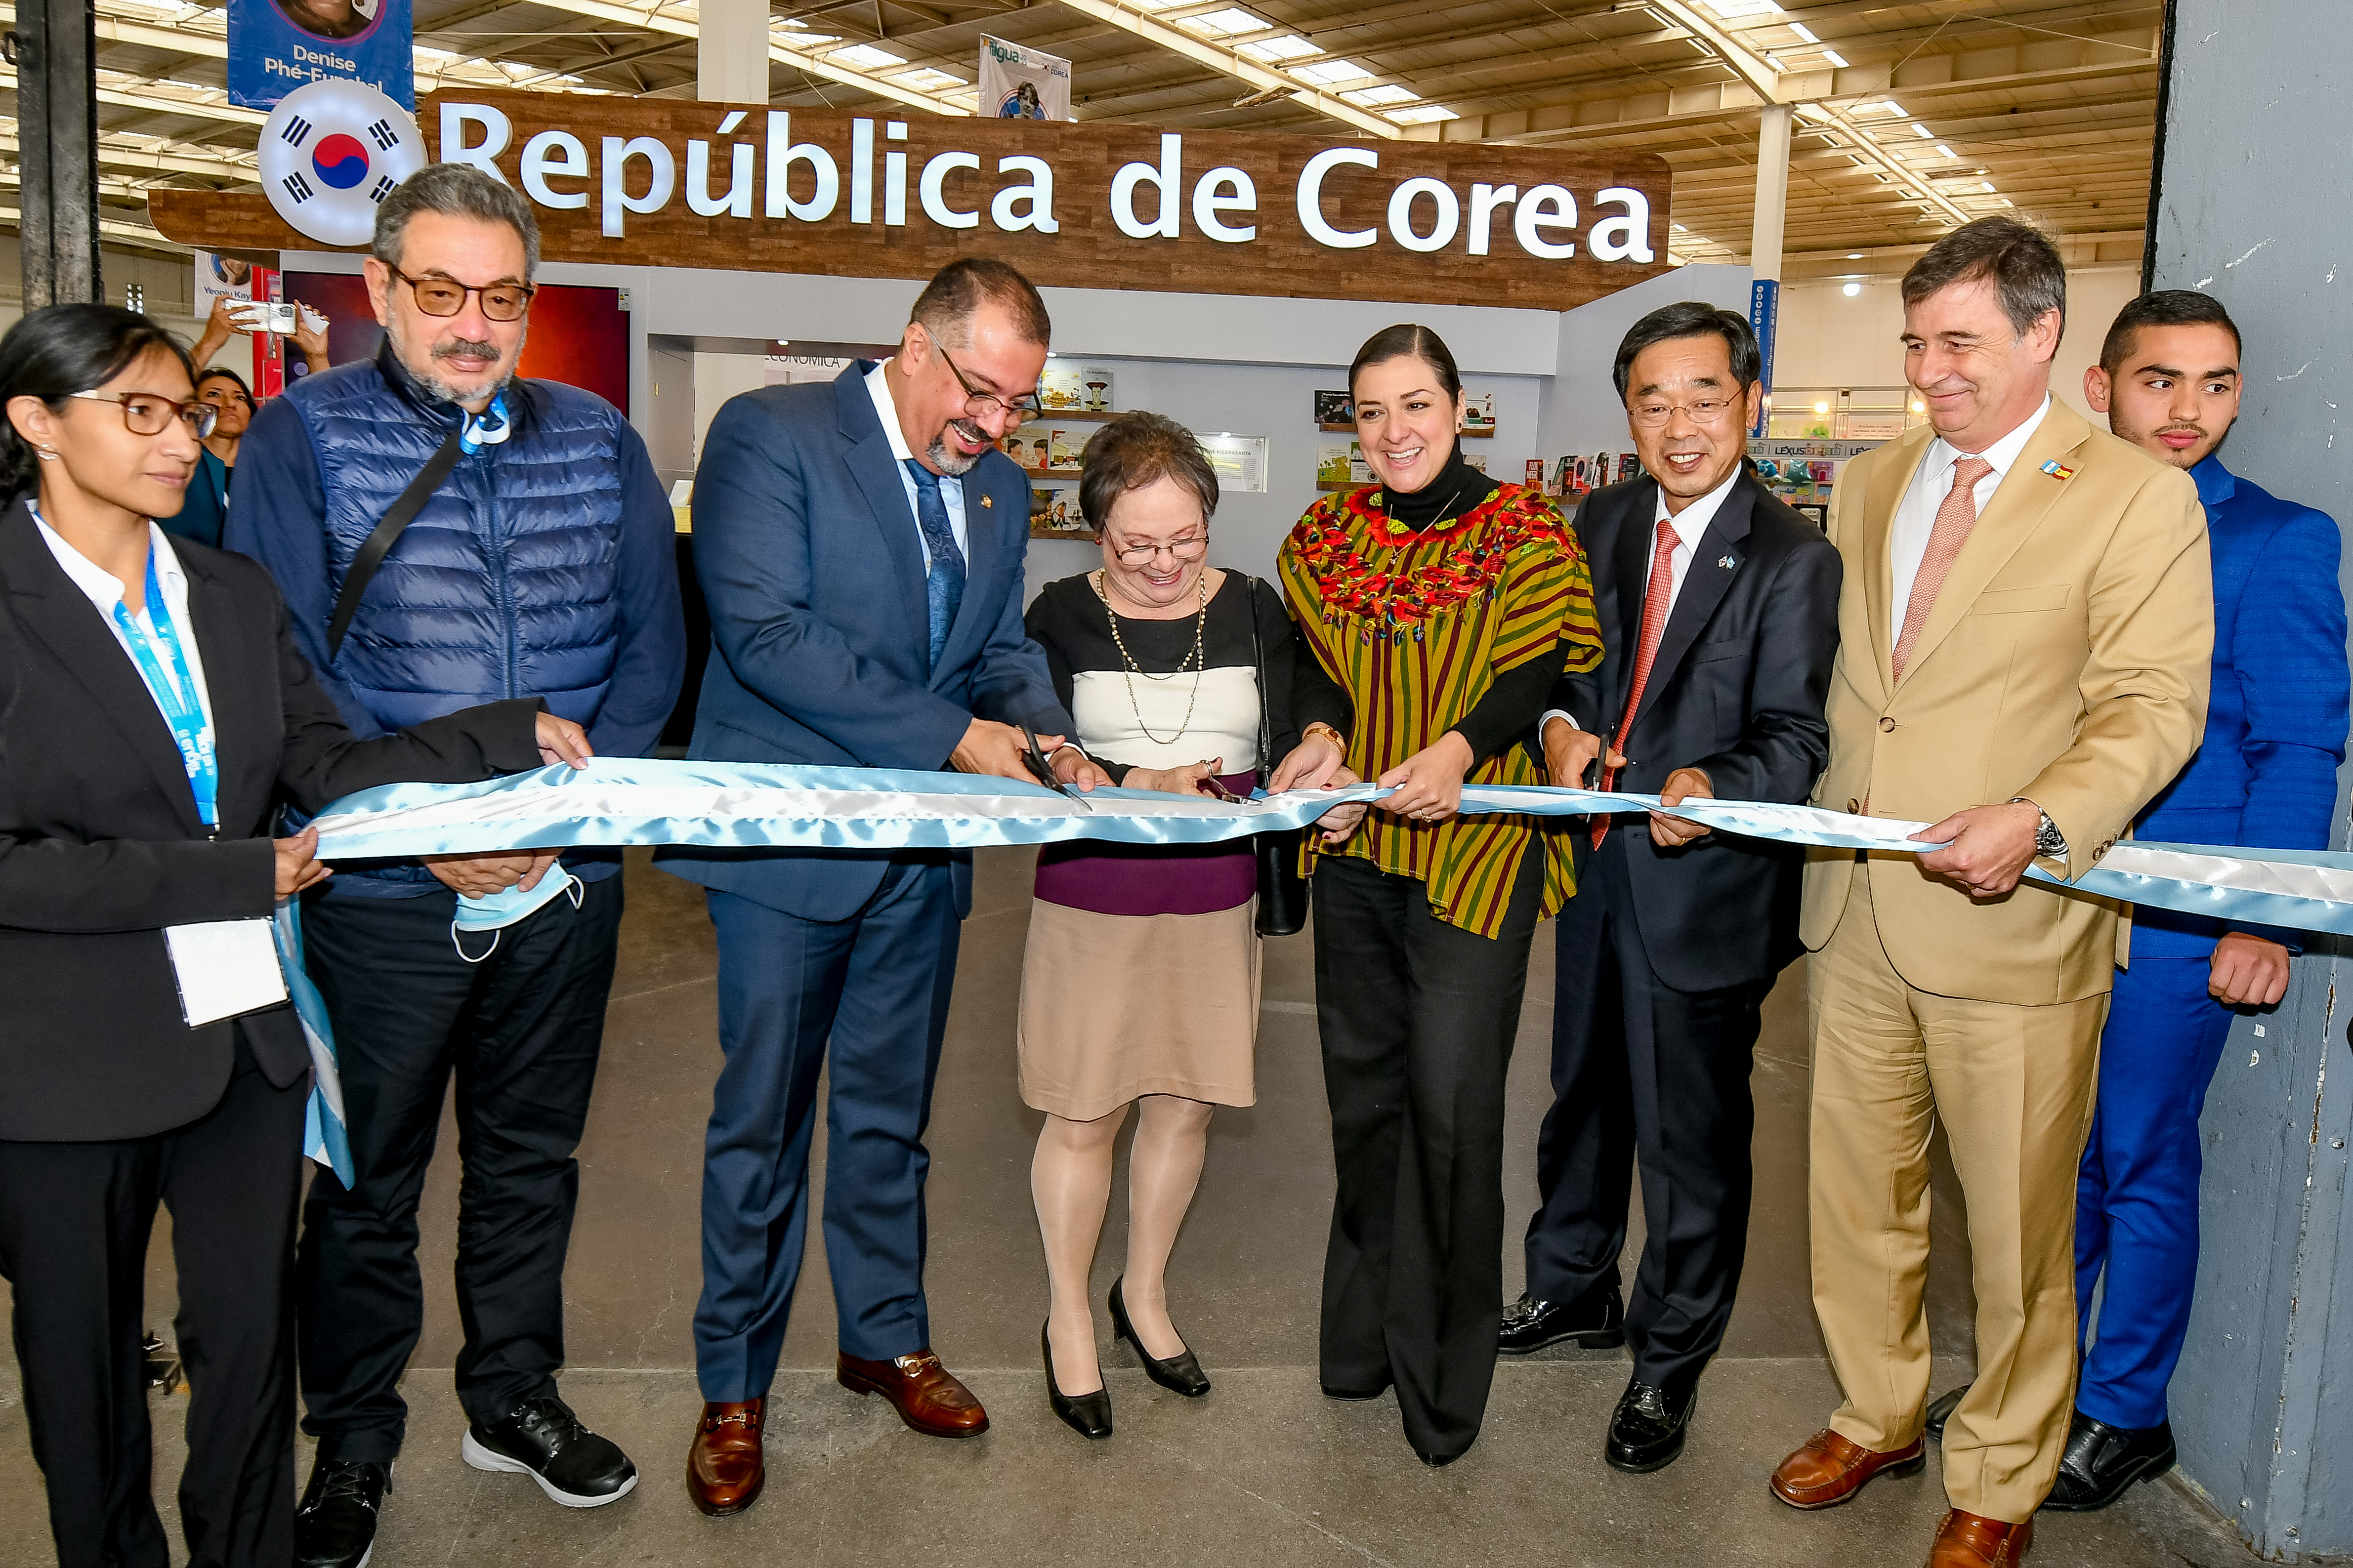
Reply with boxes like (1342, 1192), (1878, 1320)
(390, 315), (525, 405)
(926, 419), (988, 476)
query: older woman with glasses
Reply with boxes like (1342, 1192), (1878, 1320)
(1018, 411), (1363, 1439)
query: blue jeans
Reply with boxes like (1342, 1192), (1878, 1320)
(2074, 955), (2237, 1429)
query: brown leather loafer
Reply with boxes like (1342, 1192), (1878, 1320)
(1928, 1508), (2032, 1566)
(837, 1349), (990, 1438)
(1769, 1427), (1928, 1509)
(687, 1396), (766, 1518)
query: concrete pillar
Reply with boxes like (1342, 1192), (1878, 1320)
(1746, 103), (1792, 435)
(2149, 4), (2353, 1560)
(698, 0), (770, 104)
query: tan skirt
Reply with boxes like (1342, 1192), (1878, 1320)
(1016, 898), (1261, 1120)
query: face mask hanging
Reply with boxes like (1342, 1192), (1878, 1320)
(450, 859), (581, 962)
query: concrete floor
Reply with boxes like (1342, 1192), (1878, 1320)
(0, 849), (2259, 1567)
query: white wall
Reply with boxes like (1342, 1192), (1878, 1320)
(1773, 266), (2143, 426)
(1537, 262), (1752, 458)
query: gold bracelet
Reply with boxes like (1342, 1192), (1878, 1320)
(1303, 721), (1347, 749)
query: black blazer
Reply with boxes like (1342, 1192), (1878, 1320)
(0, 501), (544, 1142)
(1552, 471), (1842, 991)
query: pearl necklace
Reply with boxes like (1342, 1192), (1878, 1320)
(1091, 569), (1209, 746)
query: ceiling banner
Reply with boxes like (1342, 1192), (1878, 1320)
(977, 36), (1073, 122)
(149, 89), (1672, 313)
(226, 0), (413, 110)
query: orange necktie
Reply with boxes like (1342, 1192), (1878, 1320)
(1891, 455), (1994, 682)
(1595, 519), (1680, 848)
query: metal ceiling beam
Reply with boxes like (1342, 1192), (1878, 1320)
(517, 0), (970, 112)
(0, 2), (227, 55)
(0, 201), (183, 250)
(1, 67), (273, 126)
(1051, 0), (1402, 139)
(0, 125), (255, 180)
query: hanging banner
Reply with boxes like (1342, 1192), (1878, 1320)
(193, 250), (255, 322)
(148, 89), (1673, 314)
(227, 0), (415, 111)
(978, 36), (1072, 122)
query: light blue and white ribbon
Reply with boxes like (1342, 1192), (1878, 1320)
(285, 757), (2353, 1177)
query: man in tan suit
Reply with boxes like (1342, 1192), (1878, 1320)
(1766, 218), (2212, 1568)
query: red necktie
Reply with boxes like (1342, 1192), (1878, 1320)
(1892, 455), (1993, 682)
(1594, 519), (1680, 848)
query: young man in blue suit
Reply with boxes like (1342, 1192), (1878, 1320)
(1928, 289), (2349, 1510)
(657, 259), (1108, 1518)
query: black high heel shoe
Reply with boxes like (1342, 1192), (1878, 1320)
(1109, 1278), (1212, 1398)
(1042, 1321), (1113, 1439)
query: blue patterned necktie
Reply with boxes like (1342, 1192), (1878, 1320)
(902, 459), (967, 670)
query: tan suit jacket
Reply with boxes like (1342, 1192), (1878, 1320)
(1800, 398), (2214, 1005)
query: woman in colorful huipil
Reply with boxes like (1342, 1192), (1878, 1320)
(1271, 323), (1603, 1467)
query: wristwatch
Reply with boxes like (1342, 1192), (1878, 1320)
(2012, 797), (2068, 859)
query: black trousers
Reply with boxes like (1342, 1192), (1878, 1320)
(1313, 848), (1544, 1462)
(1523, 831), (1766, 1396)
(295, 875), (624, 1461)
(0, 1041), (304, 1568)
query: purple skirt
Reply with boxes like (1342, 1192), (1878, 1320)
(1033, 770), (1260, 916)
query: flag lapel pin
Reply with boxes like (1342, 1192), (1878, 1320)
(980, 494), (994, 508)
(1718, 554), (1736, 569)
(2039, 459), (2077, 481)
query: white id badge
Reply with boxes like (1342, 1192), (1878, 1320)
(164, 919), (290, 1028)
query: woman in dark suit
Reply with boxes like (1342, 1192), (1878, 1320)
(0, 303), (588, 1567)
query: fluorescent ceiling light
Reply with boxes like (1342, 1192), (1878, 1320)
(1934, 144), (1957, 159)
(1911, 122), (1933, 138)
(1672, 222), (1687, 231)
(1386, 104), (1458, 124)
(1821, 48), (1847, 67)
(827, 42), (905, 69)
(1764, 53), (1786, 69)
(891, 67), (966, 90)
(1292, 58), (1370, 85)
(1789, 21), (1818, 41)
(1842, 282), (1861, 296)
(1859, 98), (1905, 115)
(1182, 7), (1267, 37)
(1343, 83), (1419, 106)
(1701, 0), (1781, 15)
(1981, 180), (1998, 192)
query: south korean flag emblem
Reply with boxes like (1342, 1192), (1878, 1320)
(258, 79), (426, 248)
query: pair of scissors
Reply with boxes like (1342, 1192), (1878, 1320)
(1019, 721), (1092, 809)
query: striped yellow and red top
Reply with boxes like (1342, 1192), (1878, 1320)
(1278, 480), (1603, 939)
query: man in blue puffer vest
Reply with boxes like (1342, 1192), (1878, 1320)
(229, 165), (683, 1561)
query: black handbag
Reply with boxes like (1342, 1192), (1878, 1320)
(1244, 576), (1312, 937)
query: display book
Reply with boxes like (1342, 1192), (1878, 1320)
(1017, 365), (1116, 538)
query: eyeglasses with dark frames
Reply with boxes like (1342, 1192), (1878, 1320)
(70, 389), (218, 440)
(387, 265), (537, 323)
(932, 337), (1046, 425)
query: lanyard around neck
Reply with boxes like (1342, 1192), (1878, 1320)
(68, 520), (220, 830)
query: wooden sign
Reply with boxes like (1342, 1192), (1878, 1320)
(150, 89), (1671, 312)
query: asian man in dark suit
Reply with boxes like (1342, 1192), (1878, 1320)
(1500, 302), (1842, 1473)
(656, 259), (1110, 1519)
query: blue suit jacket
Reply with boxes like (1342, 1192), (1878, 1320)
(2134, 454), (2349, 956)
(655, 362), (1073, 921)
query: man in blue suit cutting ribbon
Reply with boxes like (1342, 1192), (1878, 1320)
(1928, 289), (2349, 1510)
(658, 259), (1108, 1518)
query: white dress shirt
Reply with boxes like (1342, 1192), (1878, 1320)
(1542, 464), (1744, 736)
(864, 359), (970, 568)
(1887, 395), (2051, 646)
(34, 514), (216, 741)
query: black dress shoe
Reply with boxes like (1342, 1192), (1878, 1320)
(2043, 1408), (2176, 1511)
(295, 1458), (392, 1568)
(462, 1393), (638, 1508)
(1925, 1382), (1970, 1444)
(1416, 1447), (1462, 1468)
(1497, 1285), (1626, 1355)
(1109, 1278), (1211, 1397)
(1043, 1321), (1114, 1439)
(1606, 1377), (1696, 1474)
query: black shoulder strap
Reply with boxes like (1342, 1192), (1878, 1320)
(1243, 574), (1273, 786)
(326, 423), (464, 661)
